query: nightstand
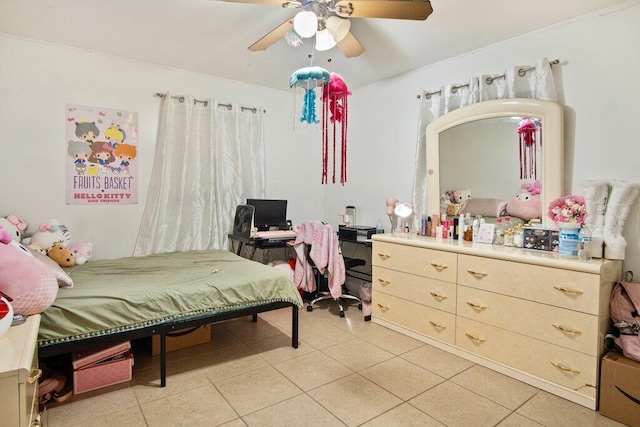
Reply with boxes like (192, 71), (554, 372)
(0, 314), (41, 427)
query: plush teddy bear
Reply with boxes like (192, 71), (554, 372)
(23, 219), (72, 253)
(506, 181), (541, 221)
(0, 215), (28, 242)
(47, 243), (76, 268)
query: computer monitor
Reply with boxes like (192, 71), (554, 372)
(246, 199), (288, 231)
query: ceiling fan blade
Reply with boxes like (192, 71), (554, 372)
(337, 32), (365, 58)
(248, 19), (294, 51)
(335, 0), (433, 20)
(220, 0), (300, 7)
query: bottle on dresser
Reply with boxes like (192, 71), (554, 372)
(494, 217), (504, 245)
(458, 214), (465, 241)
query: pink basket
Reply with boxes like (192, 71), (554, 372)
(72, 342), (133, 394)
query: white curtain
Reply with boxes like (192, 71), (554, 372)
(411, 58), (558, 230)
(135, 93), (265, 256)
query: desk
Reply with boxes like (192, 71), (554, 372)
(228, 233), (294, 263)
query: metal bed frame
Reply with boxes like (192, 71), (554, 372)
(39, 301), (299, 387)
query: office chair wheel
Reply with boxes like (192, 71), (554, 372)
(339, 311), (345, 318)
(306, 305), (313, 312)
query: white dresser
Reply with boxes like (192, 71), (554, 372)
(0, 315), (41, 427)
(371, 234), (621, 409)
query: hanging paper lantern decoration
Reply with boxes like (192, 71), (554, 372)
(321, 72), (351, 185)
(517, 117), (539, 180)
(289, 66), (330, 126)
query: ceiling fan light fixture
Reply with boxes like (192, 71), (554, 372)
(325, 16), (350, 43)
(315, 28), (336, 51)
(293, 11), (318, 38)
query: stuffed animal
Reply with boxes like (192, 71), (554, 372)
(23, 219), (72, 253)
(69, 242), (93, 265)
(452, 189), (472, 204)
(47, 244), (75, 268)
(506, 181), (541, 221)
(0, 225), (58, 315)
(0, 215), (28, 242)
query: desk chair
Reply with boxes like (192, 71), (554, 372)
(293, 221), (365, 318)
(306, 255), (365, 317)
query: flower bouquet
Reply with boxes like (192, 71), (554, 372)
(547, 195), (587, 227)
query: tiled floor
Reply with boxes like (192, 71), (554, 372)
(41, 305), (625, 426)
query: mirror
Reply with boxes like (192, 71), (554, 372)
(426, 99), (563, 228)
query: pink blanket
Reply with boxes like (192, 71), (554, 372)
(293, 221), (345, 298)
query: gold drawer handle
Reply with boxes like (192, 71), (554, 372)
(465, 333), (486, 343)
(28, 368), (43, 384)
(377, 303), (390, 312)
(430, 292), (447, 301)
(377, 253), (391, 260)
(466, 301), (488, 311)
(467, 269), (488, 278)
(430, 262), (448, 271)
(551, 361), (580, 373)
(553, 286), (584, 295)
(377, 278), (391, 286)
(429, 321), (447, 329)
(552, 324), (582, 335)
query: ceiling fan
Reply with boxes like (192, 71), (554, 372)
(220, 0), (433, 58)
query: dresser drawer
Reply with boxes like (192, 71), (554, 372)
(373, 241), (457, 282)
(457, 286), (598, 356)
(373, 266), (456, 314)
(458, 254), (600, 314)
(456, 317), (597, 399)
(373, 290), (455, 344)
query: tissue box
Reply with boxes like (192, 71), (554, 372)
(523, 227), (559, 252)
(72, 342), (133, 394)
(599, 352), (640, 426)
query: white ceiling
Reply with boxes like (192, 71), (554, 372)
(0, 0), (628, 91)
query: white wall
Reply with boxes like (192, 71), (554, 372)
(333, 2), (640, 274)
(0, 34), (322, 260)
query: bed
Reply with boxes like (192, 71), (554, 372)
(38, 249), (303, 386)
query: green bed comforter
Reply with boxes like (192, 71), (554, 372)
(38, 250), (302, 346)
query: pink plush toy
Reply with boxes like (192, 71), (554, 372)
(506, 181), (541, 221)
(0, 225), (58, 315)
(69, 242), (93, 265)
(0, 225), (13, 244)
(0, 215), (28, 242)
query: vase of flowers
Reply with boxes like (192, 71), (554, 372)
(547, 195), (586, 257)
(547, 195), (586, 226)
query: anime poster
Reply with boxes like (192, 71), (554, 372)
(65, 104), (138, 205)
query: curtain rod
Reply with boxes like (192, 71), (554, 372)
(154, 93), (265, 114)
(416, 59), (560, 99)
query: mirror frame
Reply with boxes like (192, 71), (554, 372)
(426, 98), (563, 228)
